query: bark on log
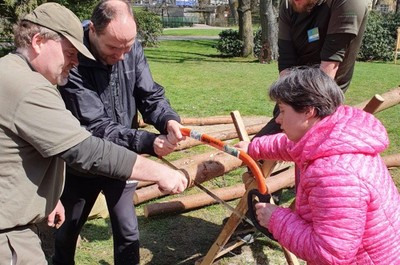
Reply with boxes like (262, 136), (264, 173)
(144, 183), (246, 217)
(133, 151), (243, 204)
(175, 122), (269, 151)
(383, 153), (400, 168)
(354, 87), (400, 113)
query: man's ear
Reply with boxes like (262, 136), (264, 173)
(89, 21), (96, 35)
(31, 33), (44, 54)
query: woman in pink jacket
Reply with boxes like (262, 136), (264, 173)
(237, 67), (400, 264)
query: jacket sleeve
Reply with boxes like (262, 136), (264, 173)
(60, 135), (136, 181)
(131, 41), (181, 134)
(59, 66), (158, 156)
(248, 133), (294, 162)
(268, 162), (368, 264)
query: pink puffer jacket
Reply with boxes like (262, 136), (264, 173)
(249, 106), (400, 265)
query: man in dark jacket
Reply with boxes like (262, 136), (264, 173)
(52, 1), (184, 264)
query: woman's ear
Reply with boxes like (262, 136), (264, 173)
(305, 106), (317, 119)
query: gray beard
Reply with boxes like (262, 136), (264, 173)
(291, 0), (320, 13)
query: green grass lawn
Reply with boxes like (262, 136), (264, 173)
(162, 28), (228, 37)
(72, 36), (400, 265)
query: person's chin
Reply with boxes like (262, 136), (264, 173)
(57, 76), (68, 86)
(107, 59), (119, 65)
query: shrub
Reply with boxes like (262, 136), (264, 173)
(253, 28), (262, 58)
(359, 11), (400, 61)
(214, 29), (243, 57)
(214, 28), (263, 58)
(134, 8), (163, 47)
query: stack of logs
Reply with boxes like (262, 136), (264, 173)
(90, 87), (400, 219)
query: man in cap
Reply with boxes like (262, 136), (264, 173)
(0, 3), (187, 265)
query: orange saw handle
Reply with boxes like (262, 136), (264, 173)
(180, 127), (267, 194)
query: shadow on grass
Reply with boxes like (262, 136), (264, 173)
(138, 214), (222, 265)
(145, 40), (260, 64)
(137, 188), (295, 265)
(44, 187), (296, 265)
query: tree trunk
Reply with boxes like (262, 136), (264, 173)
(228, 0), (238, 24)
(372, 0), (382, 9)
(238, 0), (254, 57)
(259, 0), (279, 63)
(396, 0), (400, 13)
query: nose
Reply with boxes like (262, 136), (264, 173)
(275, 113), (283, 124)
(118, 52), (125, 61)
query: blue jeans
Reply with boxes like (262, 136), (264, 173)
(53, 173), (139, 265)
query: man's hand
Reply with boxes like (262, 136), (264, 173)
(154, 135), (177, 156)
(320, 61), (339, 79)
(48, 200), (65, 229)
(166, 120), (185, 145)
(157, 170), (188, 194)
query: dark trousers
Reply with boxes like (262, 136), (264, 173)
(53, 173), (139, 265)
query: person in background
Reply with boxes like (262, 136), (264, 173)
(236, 66), (400, 265)
(257, 0), (368, 135)
(53, 1), (184, 264)
(0, 3), (187, 265)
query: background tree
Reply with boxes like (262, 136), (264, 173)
(55, 0), (98, 20)
(228, 0), (238, 24)
(237, 0), (253, 57)
(0, 0), (41, 38)
(259, 0), (278, 62)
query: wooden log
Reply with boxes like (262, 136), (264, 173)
(360, 94), (384, 114)
(181, 116), (234, 126)
(143, 183), (246, 217)
(175, 122), (269, 151)
(354, 86), (400, 113)
(383, 153), (400, 168)
(144, 166), (296, 217)
(139, 116), (235, 127)
(133, 151), (243, 204)
(137, 181), (154, 188)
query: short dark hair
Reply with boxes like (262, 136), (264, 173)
(91, 0), (133, 34)
(269, 66), (344, 118)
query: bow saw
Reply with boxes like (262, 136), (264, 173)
(178, 127), (272, 236)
